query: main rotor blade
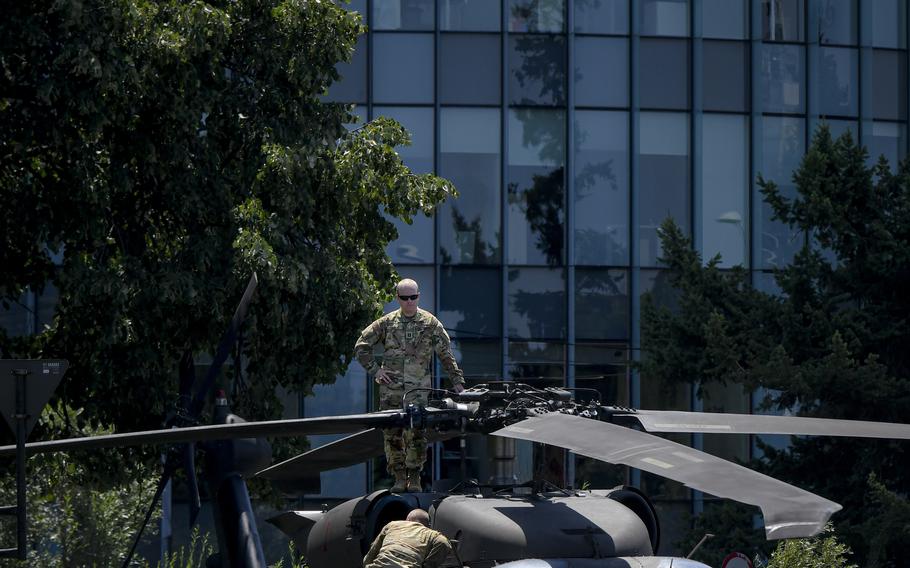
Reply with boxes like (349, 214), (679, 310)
(494, 413), (842, 540)
(623, 409), (910, 439)
(256, 428), (460, 480)
(0, 412), (404, 457)
(256, 429), (384, 480)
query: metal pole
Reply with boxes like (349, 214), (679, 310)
(14, 368), (28, 561)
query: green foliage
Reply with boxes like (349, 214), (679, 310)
(157, 529), (215, 568)
(268, 541), (307, 568)
(760, 525), (857, 568)
(0, 0), (456, 443)
(0, 404), (159, 567)
(640, 124), (910, 566)
(679, 502), (770, 567)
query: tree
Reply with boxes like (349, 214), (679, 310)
(640, 125), (910, 566)
(0, 403), (160, 566)
(763, 525), (857, 568)
(0, 0), (455, 444)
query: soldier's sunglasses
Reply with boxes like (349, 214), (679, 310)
(398, 294), (420, 301)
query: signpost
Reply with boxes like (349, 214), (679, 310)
(0, 360), (68, 560)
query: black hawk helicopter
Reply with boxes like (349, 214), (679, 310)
(3, 274), (910, 568)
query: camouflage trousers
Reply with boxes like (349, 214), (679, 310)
(379, 374), (430, 473)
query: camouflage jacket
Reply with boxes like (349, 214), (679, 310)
(363, 520), (455, 568)
(355, 308), (465, 386)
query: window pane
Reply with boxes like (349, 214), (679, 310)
(762, 0), (805, 41)
(818, 0), (857, 45)
(377, 107), (435, 265)
(509, 0), (565, 32)
(373, 106), (434, 173)
(703, 40), (749, 112)
(440, 34), (501, 105)
(510, 35), (567, 106)
(306, 364), (368, 497)
(866, 122), (907, 171)
(451, 340), (502, 382)
(383, 266), (435, 312)
(386, 215), (434, 264)
(574, 343), (629, 403)
(508, 341), (565, 381)
(640, 268), (681, 311)
(873, 50), (908, 121)
(702, 0), (748, 39)
(871, 0), (907, 48)
(508, 268), (566, 339)
(508, 109), (566, 266)
(758, 116), (805, 268)
(825, 118), (858, 141)
(761, 44), (805, 114)
(439, 108), (502, 265)
(639, 112), (689, 267)
(816, 47), (858, 117)
(640, 0), (689, 36)
(701, 114), (748, 267)
(639, 39), (690, 110)
(575, 37), (629, 108)
(441, 0), (501, 31)
(373, 0), (435, 30)
(574, 0), (629, 34)
(324, 35), (367, 103)
(344, 0), (366, 19)
(575, 269), (629, 340)
(439, 267), (502, 339)
(373, 34), (434, 104)
(574, 111), (629, 265)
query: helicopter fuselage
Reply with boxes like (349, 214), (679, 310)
(273, 485), (712, 568)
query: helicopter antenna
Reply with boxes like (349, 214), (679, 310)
(686, 533), (715, 559)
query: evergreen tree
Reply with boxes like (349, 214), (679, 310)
(640, 125), (910, 566)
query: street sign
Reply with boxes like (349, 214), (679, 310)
(0, 360), (68, 438)
(722, 552), (753, 568)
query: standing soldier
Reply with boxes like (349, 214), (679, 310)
(355, 278), (466, 492)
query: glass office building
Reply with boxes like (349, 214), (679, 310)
(302, 0), (910, 552)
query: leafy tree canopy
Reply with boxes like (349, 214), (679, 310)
(762, 524), (857, 568)
(0, 0), (455, 440)
(640, 125), (910, 566)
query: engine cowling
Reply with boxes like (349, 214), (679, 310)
(303, 490), (433, 568)
(431, 490), (655, 564)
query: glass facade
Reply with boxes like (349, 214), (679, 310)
(309, 0), (910, 553)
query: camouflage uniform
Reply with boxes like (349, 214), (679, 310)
(362, 520), (455, 568)
(355, 308), (465, 476)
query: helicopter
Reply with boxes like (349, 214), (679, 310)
(3, 275), (910, 568)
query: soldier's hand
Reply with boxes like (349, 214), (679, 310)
(374, 368), (393, 385)
(453, 383), (465, 394)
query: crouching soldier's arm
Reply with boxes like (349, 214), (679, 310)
(363, 525), (387, 566)
(424, 533), (458, 568)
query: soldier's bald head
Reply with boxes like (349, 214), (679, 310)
(406, 508), (430, 526)
(396, 278), (419, 294)
(396, 278), (420, 315)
